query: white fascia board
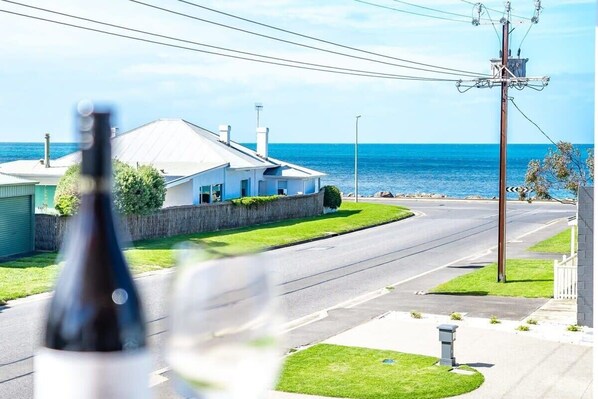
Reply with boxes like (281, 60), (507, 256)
(166, 163), (229, 188)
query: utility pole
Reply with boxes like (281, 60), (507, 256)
(355, 115), (361, 203)
(255, 102), (263, 128)
(457, 1), (549, 283)
(497, 20), (509, 283)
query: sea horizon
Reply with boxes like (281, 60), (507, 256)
(0, 142), (593, 200)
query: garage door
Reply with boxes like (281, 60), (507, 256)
(0, 196), (33, 257)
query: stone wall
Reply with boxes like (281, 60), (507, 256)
(36, 191), (324, 251)
(577, 186), (593, 327)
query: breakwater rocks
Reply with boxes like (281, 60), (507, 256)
(345, 191), (449, 199)
(344, 191), (499, 200)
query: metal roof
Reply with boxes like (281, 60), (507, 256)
(263, 157), (326, 179)
(0, 173), (38, 186)
(58, 119), (277, 170)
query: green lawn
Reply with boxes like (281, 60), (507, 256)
(276, 344), (484, 399)
(429, 259), (553, 298)
(0, 202), (412, 304)
(528, 227), (576, 254)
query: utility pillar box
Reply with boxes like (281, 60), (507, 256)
(490, 57), (529, 78)
(437, 324), (458, 367)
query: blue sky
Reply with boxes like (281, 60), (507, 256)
(0, 0), (594, 143)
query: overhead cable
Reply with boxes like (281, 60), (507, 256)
(0, 8), (462, 82)
(175, 0), (490, 77)
(352, 0), (471, 24)
(130, 0), (489, 78)
(388, 0), (479, 19)
(2, 0), (457, 80)
(509, 97), (556, 145)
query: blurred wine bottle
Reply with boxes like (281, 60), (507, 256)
(34, 107), (150, 399)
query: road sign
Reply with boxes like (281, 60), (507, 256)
(506, 187), (530, 193)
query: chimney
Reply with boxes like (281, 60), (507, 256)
(44, 133), (50, 168)
(219, 124), (231, 146)
(110, 127), (119, 137)
(256, 127), (269, 158)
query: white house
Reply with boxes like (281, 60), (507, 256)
(0, 119), (325, 208)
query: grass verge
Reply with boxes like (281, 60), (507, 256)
(528, 227), (576, 254)
(429, 259), (553, 298)
(276, 344), (484, 399)
(0, 202), (412, 304)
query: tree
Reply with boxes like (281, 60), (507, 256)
(525, 142), (593, 201)
(54, 161), (166, 216)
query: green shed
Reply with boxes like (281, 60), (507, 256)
(0, 174), (37, 258)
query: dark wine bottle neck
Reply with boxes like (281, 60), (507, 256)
(81, 112), (112, 179)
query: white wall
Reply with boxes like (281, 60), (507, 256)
(164, 181), (193, 207)
(225, 168), (266, 199)
(304, 179), (316, 194)
(287, 180), (305, 195)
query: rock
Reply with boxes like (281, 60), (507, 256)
(466, 195), (484, 200)
(431, 194), (446, 199)
(374, 191), (394, 198)
(346, 192), (354, 197)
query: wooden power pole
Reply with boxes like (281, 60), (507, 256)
(497, 20), (510, 283)
(456, 1), (549, 284)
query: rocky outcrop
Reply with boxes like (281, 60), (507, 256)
(374, 191), (394, 198)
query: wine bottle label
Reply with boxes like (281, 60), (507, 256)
(34, 347), (151, 399)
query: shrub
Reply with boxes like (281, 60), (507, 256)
(138, 165), (167, 212)
(450, 312), (462, 321)
(567, 324), (582, 332)
(231, 195), (280, 207)
(54, 164), (81, 216)
(323, 185), (342, 209)
(516, 325), (530, 332)
(113, 161), (148, 215)
(489, 315), (501, 324)
(54, 161), (166, 216)
(410, 311), (422, 319)
(526, 318), (538, 325)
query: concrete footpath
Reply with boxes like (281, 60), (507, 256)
(269, 301), (592, 399)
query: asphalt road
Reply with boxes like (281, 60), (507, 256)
(0, 199), (576, 398)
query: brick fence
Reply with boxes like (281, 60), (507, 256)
(36, 191), (324, 251)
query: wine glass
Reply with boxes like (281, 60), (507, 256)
(166, 245), (283, 399)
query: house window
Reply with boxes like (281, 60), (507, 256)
(200, 184), (224, 204)
(241, 179), (249, 197)
(212, 184), (222, 203)
(258, 180), (266, 196)
(277, 180), (288, 196)
(200, 185), (211, 204)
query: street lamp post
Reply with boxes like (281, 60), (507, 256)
(355, 115), (361, 203)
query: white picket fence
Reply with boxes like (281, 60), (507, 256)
(553, 253), (578, 300)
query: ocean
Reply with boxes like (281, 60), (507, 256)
(1, 142), (592, 199)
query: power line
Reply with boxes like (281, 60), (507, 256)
(176, 0), (490, 77)
(388, 0), (476, 19)
(2, 0), (455, 81)
(509, 97), (557, 146)
(0, 8), (462, 82)
(352, 0), (471, 24)
(131, 0), (489, 78)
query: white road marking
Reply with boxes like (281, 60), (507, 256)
(149, 367), (170, 387)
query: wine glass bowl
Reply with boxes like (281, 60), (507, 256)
(166, 247), (282, 399)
